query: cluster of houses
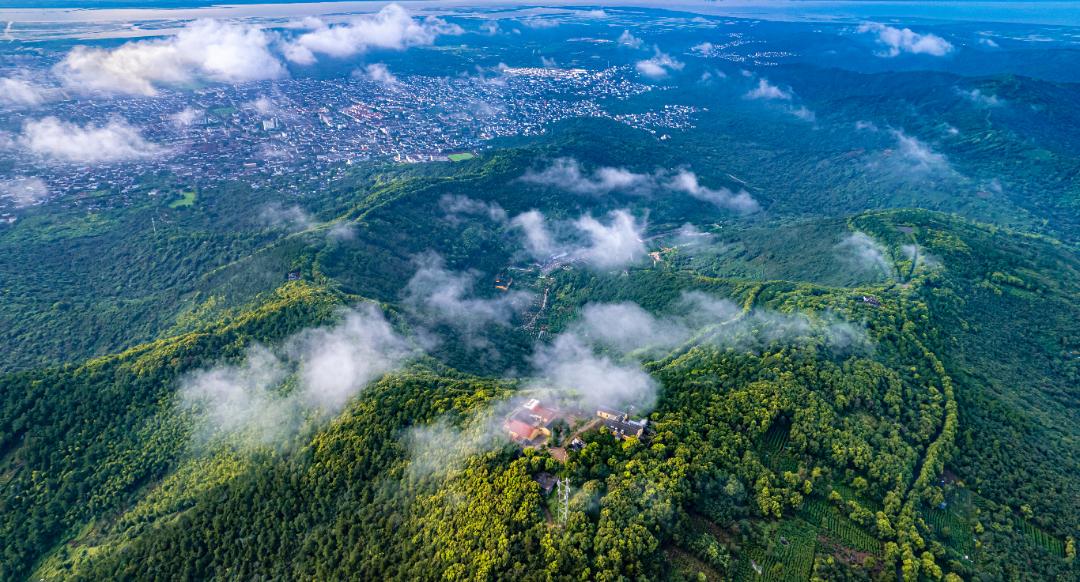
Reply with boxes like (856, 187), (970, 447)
(503, 400), (649, 447)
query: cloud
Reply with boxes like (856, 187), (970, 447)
(249, 96), (276, 115)
(404, 252), (532, 330)
(528, 332), (659, 413)
(838, 232), (891, 277)
(790, 105), (816, 122)
(359, 62), (400, 87)
(519, 159), (759, 212)
(20, 117), (160, 163)
(541, 56), (557, 67)
(857, 22), (954, 57)
(509, 208), (645, 269)
(692, 42), (713, 52)
(283, 4), (462, 65)
(519, 18), (559, 29)
(0, 76), (40, 106)
(328, 220), (356, 240)
(579, 9), (608, 18)
(957, 88), (1002, 107)
(891, 130), (948, 173)
(666, 170), (760, 213)
(618, 29), (644, 49)
(855, 120), (878, 132)
(259, 202), (313, 230)
(479, 20), (500, 35)
(576, 301), (690, 355)
(978, 37), (999, 47)
(528, 292), (872, 412)
(439, 194), (508, 224)
(169, 106), (204, 126)
(518, 157), (653, 196)
(57, 19), (286, 96)
(0, 176), (48, 206)
(744, 78), (792, 100)
(902, 244), (941, 270)
(635, 46), (684, 79)
(511, 210), (556, 258)
(181, 305), (410, 441)
(572, 210), (646, 268)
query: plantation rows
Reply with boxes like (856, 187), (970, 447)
(776, 531), (816, 582)
(833, 485), (883, 513)
(732, 546), (815, 582)
(803, 499), (882, 555)
(921, 507), (975, 555)
(762, 422), (791, 455)
(1013, 517), (1066, 557)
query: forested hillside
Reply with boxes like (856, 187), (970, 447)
(3, 196), (1079, 581)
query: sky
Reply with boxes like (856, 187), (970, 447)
(2, 0), (1080, 28)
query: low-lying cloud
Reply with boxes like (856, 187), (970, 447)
(838, 231), (891, 277)
(0, 177), (49, 206)
(744, 78), (792, 101)
(57, 19), (286, 96)
(635, 46), (684, 79)
(957, 88), (1002, 107)
(403, 252), (533, 347)
(857, 22), (954, 57)
(181, 305), (411, 441)
(519, 158), (759, 213)
(891, 129), (948, 173)
(0, 76), (40, 106)
(259, 202), (313, 230)
(20, 117), (160, 163)
(283, 4), (462, 65)
(667, 169), (760, 213)
(357, 62), (400, 87)
(618, 29), (644, 49)
(518, 157), (653, 196)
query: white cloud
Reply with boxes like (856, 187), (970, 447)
(57, 19), (286, 96)
(439, 194), (508, 224)
(857, 22), (954, 57)
(541, 56), (557, 67)
(0, 76), (40, 106)
(579, 9), (608, 18)
(518, 157), (653, 196)
(573, 210), (646, 268)
(520, 159), (760, 213)
(509, 208), (645, 268)
(519, 18), (559, 29)
(259, 202), (312, 230)
(692, 42), (713, 52)
(250, 96), (276, 115)
(744, 78), (792, 100)
(790, 105), (816, 122)
(979, 37), (999, 47)
(838, 232), (891, 276)
(479, 20), (500, 35)
(169, 106), (203, 126)
(359, 62), (400, 87)
(666, 169), (760, 213)
(635, 46), (684, 79)
(403, 253), (533, 345)
(284, 4), (462, 65)
(20, 117), (159, 163)
(618, 29), (644, 49)
(958, 88), (1002, 107)
(182, 306), (410, 441)
(891, 129), (948, 173)
(0, 176), (49, 206)
(528, 332), (658, 413)
(511, 209), (556, 258)
(856, 120), (878, 132)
